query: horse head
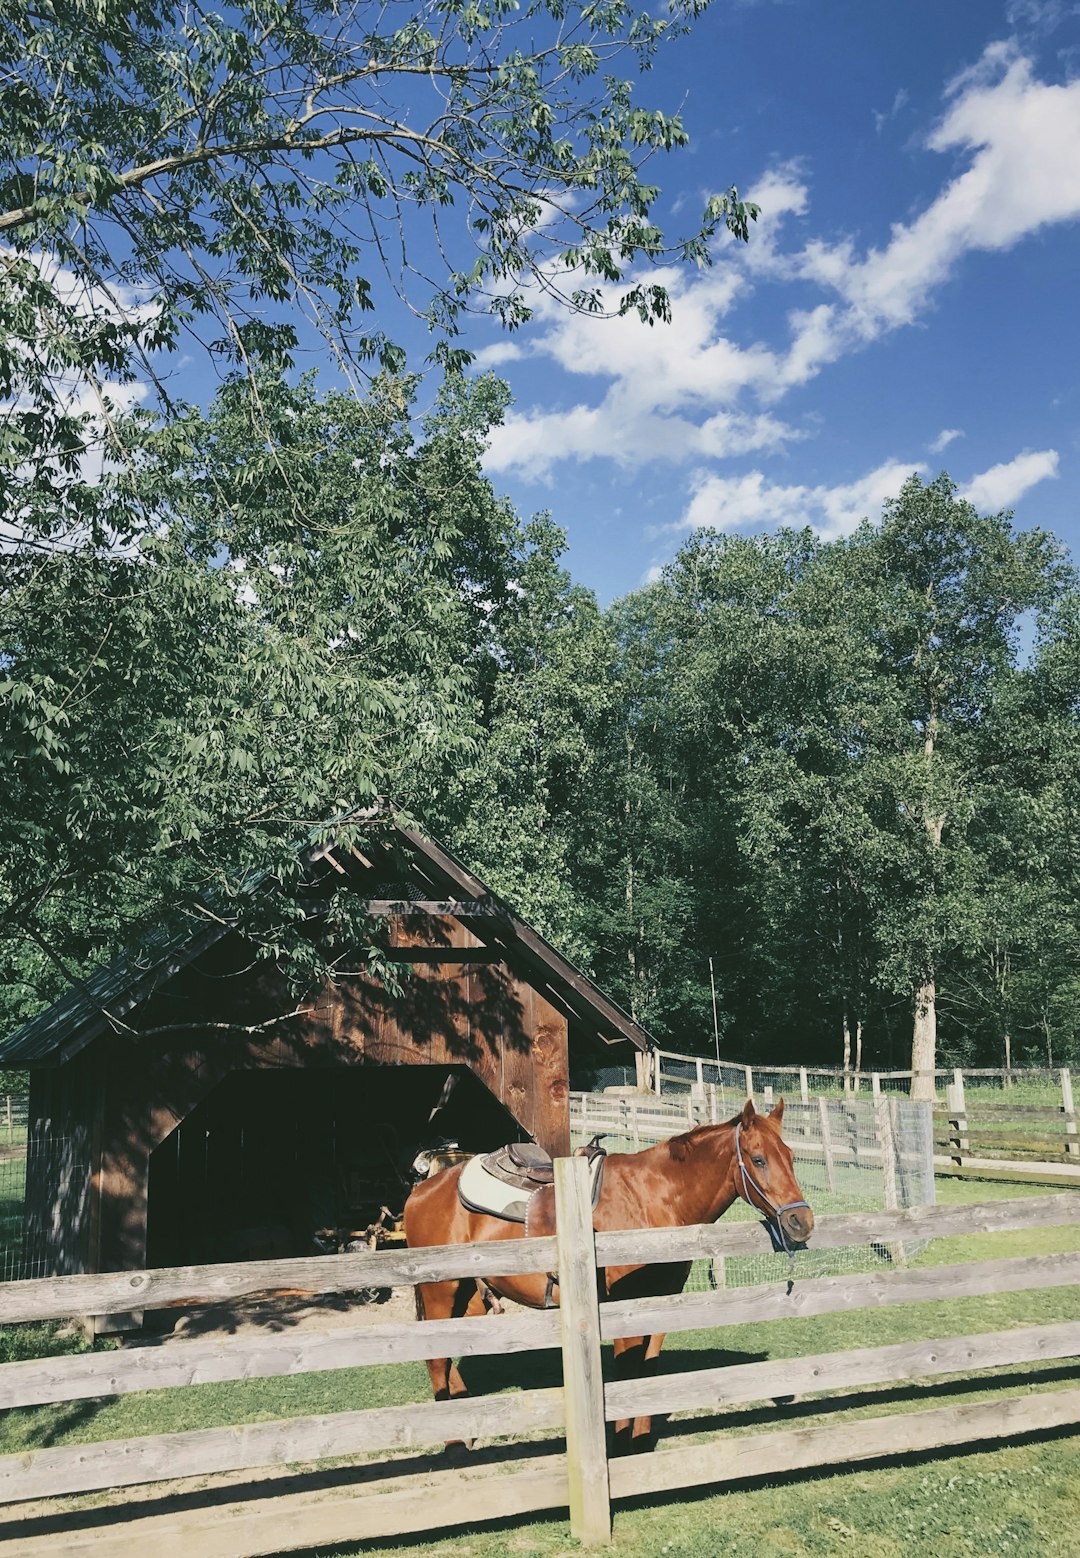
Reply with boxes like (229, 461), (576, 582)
(732, 1097), (815, 1250)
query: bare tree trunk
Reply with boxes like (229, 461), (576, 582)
(842, 1005), (852, 1089)
(855, 1017), (864, 1077)
(912, 977), (937, 1101)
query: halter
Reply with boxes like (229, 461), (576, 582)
(734, 1123), (811, 1258)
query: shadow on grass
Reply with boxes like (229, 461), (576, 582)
(8, 1417), (1080, 1555)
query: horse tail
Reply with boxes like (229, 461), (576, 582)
(414, 1284), (426, 1322)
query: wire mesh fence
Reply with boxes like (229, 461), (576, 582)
(0, 1091), (92, 1285)
(570, 1087), (935, 1294)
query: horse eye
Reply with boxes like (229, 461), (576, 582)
(752, 1156), (767, 1169)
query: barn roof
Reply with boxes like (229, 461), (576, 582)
(0, 813), (652, 1067)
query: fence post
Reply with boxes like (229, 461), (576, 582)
(871, 1073), (881, 1101)
(874, 1096), (899, 1211)
(817, 1097), (836, 1193)
(946, 1081), (968, 1167)
(4, 1093), (11, 1144)
(1061, 1069), (1079, 1159)
(799, 1067), (809, 1105)
(744, 1065), (754, 1105)
(554, 1157), (611, 1547)
(763, 1084), (774, 1110)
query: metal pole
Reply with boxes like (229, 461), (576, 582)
(709, 955), (721, 1073)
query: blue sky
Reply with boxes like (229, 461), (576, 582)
(458, 0), (1080, 603)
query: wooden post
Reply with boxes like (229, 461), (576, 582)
(554, 1157), (611, 1547)
(871, 1073), (881, 1100)
(708, 1084), (720, 1126)
(763, 1084), (774, 1110)
(695, 1057), (704, 1090)
(744, 1065), (754, 1105)
(817, 1097), (836, 1193)
(1061, 1069), (1079, 1159)
(875, 1096), (899, 1212)
(4, 1094), (11, 1144)
(946, 1082), (968, 1167)
(799, 1067), (809, 1105)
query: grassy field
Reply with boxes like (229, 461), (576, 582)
(1, 1176), (1079, 1555)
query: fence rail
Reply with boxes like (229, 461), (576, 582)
(648, 1049), (1070, 1106)
(2, 1178), (1080, 1553)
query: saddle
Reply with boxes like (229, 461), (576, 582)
(457, 1136), (606, 1225)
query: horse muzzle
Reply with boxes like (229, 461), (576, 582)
(779, 1205), (814, 1245)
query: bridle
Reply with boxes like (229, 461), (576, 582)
(734, 1122), (811, 1258)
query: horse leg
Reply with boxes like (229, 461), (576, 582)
(610, 1334), (649, 1455)
(414, 1277), (487, 1449)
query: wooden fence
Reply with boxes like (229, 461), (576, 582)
(936, 1072), (1080, 1186)
(1, 1168), (1080, 1554)
(649, 1048), (1069, 1105)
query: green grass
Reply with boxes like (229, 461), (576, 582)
(2, 1175), (1079, 1556)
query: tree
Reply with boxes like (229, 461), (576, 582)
(0, 370), (523, 1027)
(1, 0), (757, 550)
(441, 513), (613, 968)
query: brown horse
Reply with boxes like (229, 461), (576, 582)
(403, 1096), (813, 1451)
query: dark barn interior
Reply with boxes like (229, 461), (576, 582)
(145, 1065), (522, 1268)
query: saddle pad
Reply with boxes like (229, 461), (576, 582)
(458, 1150), (605, 1225)
(458, 1153), (532, 1222)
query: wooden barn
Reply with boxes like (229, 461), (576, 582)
(0, 815), (650, 1289)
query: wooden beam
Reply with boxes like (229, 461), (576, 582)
(0, 1309), (561, 1411)
(606, 1387), (1080, 1502)
(2, 1454), (572, 1557)
(555, 1157), (611, 1546)
(592, 1191), (1079, 1267)
(0, 1389), (566, 1505)
(0, 1236), (558, 1326)
(598, 1250), (1080, 1342)
(605, 1319), (1080, 1420)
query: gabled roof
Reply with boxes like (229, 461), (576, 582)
(0, 813), (652, 1067)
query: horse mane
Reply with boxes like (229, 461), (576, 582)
(667, 1108), (781, 1163)
(667, 1120), (734, 1163)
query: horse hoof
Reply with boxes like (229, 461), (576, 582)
(442, 1439), (474, 1459)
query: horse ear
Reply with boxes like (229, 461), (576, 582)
(770, 1096), (785, 1125)
(741, 1098), (755, 1127)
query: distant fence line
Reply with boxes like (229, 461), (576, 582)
(633, 1051), (1080, 1188)
(1, 1172), (1079, 1553)
(645, 1048), (1069, 1107)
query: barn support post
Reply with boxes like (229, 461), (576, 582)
(554, 1155), (611, 1547)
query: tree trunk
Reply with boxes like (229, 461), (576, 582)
(855, 1017), (864, 1078)
(842, 1006), (852, 1089)
(911, 977), (937, 1101)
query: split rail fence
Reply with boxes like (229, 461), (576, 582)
(1, 1166), (1080, 1554)
(938, 1071), (1080, 1186)
(648, 1048), (1073, 1107)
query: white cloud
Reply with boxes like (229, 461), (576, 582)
(471, 341), (526, 369)
(677, 459), (922, 542)
(798, 48), (1080, 335)
(962, 448), (1059, 508)
(874, 88), (910, 134)
(479, 44), (1080, 549)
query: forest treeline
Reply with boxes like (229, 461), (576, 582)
(4, 374), (1080, 1082)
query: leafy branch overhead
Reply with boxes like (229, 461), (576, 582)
(0, 0), (756, 532)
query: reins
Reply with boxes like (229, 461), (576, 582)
(733, 1122), (811, 1278)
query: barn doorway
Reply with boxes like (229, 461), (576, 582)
(146, 1065), (521, 1269)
